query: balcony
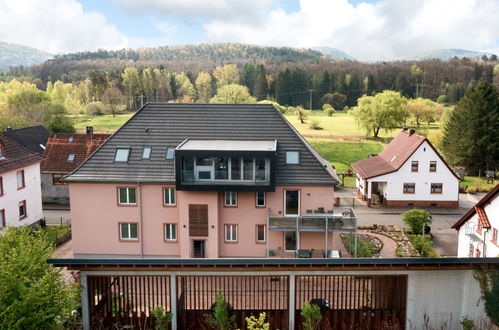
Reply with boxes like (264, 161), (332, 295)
(175, 139), (276, 191)
(464, 222), (483, 242)
(268, 208), (358, 233)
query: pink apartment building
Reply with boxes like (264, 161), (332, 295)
(66, 103), (352, 258)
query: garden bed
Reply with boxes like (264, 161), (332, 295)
(358, 225), (419, 257)
(340, 233), (383, 257)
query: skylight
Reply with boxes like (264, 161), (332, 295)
(115, 148), (130, 162)
(68, 154), (75, 162)
(166, 147), (175, 160)
(68, 137), (74, 143)
(142, 147), (151, 159)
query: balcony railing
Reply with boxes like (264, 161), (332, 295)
(269, 208), (357, 232)
(464, 222), (483, 242)
(181, 170), (270, 184)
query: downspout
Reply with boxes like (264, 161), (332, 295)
(138, 181), (144, 258)
(483, 229), (487, 257)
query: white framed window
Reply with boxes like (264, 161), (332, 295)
(17, 170), (25, 189)
(164, 188), (176, 206)
(225, 224), (238, 242)
(166, 147), (175, 160)
(164, 223), (177, 241)
(142, 147), (151, 159)
(286, 151), (299, 164)
(120, 223), (138, 240)
(224, 191), (237, 206)
(114, 148), (130, 162)
(19, 200), (27, 219)
(118, 187), (137, 205)
(68, 154), (75, 162)
(256, 225), (266, 242)
(256, 191), (265, 207)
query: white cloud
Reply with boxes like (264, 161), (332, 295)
(114, 0), (277, 23)
(0, 0), (128, 54)
(202, 0), (499, 61)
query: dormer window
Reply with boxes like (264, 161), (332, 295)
(166, 147), (175, 160)
(68, 137), (74, 143)
(114, 148), (130, 162)
(68, 154), (75, 162)
(286, 151), (299, 164)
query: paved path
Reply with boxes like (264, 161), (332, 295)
(359, 230), (398, 258)
(53, 239), (73, 258)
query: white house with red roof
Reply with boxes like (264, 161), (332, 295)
(352, 128), (460, 207)
(0, 133), (45, 228)
(452, 184), (499, 258)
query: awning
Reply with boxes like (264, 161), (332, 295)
(176, 139), (277, 152)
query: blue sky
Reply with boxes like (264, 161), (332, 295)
(0, 0), (497, 61)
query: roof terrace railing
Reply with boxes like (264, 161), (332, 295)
(269, 207), (357, 232)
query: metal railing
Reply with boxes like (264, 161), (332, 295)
(268, 207), (357, 232)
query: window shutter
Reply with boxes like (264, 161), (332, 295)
(189, 204), (208, 237)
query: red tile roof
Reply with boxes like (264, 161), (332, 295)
(0, 133), (45, 174)
(41, 133), (110, 173)
(452, 183), (498, 230)
(352, 130), (426, 179)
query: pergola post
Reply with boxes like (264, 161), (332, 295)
(324, 217), (328, 257)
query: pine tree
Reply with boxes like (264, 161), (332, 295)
(442, 81), (499, 175)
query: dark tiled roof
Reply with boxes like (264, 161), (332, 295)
(452, 184), (498, 230)
(0, 133), (46, 174)
(65, 103), (339, 185)
(41, 133), (110, 173)
(2, 125), (49, 154)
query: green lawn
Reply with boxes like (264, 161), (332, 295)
(70, 113), (133, 133)
(43, 226), (71, 246)
(460, 176), (497, 192)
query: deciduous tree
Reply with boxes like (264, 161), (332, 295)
(210, 84), (256, 104)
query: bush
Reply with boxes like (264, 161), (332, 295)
(204, 292), (236, 330)
(152, 306), (172, 330)
(474, 267), (499, 326)
(0, 226), (79, 329)
(85, 101), (105, 116)
(411, 235), (434, 257)
(309, 119), (322, 130)
(402, 209), (432, 234)
(325, 107), (335, 117)
(301, 302), (322, 330)
(466, 186), (478, 194)
(296, 107), (308, 124)
(245, 312), (270, 330)
(322, 103), (333, 111)
(460, 316), (474, 330)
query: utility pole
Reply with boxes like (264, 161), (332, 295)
(415, 83), (423, 98)
(308, 89), (314, 110)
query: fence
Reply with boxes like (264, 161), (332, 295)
(43, 216), (71, 226)
(86, 274), (407, 329)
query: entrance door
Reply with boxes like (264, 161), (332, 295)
(193, 240), (205, 258)
(285, 232), (297, 251)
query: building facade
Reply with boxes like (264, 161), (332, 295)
(66, 103), (341, 258)
(352, 128), (460, 207)
(453, 184), (499, 258)
(0, 133), (45, 228)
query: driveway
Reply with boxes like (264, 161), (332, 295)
(338, 188), (471, 256)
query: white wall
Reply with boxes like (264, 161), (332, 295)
(0, 163), (43, 227)
(457, 196), (499, 258)
(368, 141), (459, 202)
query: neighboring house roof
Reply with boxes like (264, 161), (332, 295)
(2, 125), (49, 154)
(351, 129), (459, 180)
(452, 184), (499, 230)
(41, 133), (110, 174)
(0, 133), (46, 174)
(65, 103), (339, 185)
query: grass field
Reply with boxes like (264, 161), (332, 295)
(460, 176), (497, 191)
(71, 113), (133, 133)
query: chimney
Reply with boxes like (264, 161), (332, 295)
(6, 126), (12, 131)
(402, 127), (408, 131)
(86, 126), (93, 137)
(409, 129), (415, 136)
